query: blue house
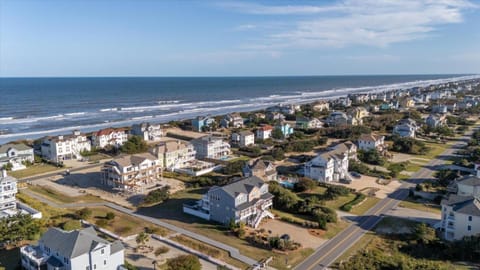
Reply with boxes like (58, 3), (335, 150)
(275, 123), (294, 138)
(192, 116), (215, 132)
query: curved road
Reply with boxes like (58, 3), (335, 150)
(295, 131), (473, 270)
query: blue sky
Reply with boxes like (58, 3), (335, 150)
(1, 0), (479, 77)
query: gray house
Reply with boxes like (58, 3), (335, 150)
(21, 226), (125, 270)
(183, 176), (274, 228)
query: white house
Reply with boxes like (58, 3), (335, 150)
(232, 131), (255, 148)
(357, 133), (386, 152)
(0, 170), (42, 219)
(101, 153), (161, 192)
(220, 113), (244, 128)
(312, 101), (330, 112)
(92, 128), (128, 148)
(304, 143), (355, 183)
(191, 135), (231, 159)
(0, 169), (17, 213)
(256, 125), (273, 140)
(131, 122), (163, 141)
(20, 226), (124, 270)
(441, 195), (480, 241)
(151, 140), (197, 171)
(0, 143), (34, 171)
(393, 119), (419, 138)
(40, 130), (91, 163)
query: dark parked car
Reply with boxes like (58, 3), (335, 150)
(350, 171), (361, 178)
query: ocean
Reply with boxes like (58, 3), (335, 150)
(0, 75), (477, 144)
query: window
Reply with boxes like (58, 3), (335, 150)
(101, 249), (104, 254)
(468, 225), (471, 231)
(469, 216), (473, 221)
(86, 267), (90, 270)
(94, 264), (96, 269)
(104, 260), (107, 265)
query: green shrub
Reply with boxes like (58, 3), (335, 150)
(62, 220), (81, 231)
(142, 186), (170, 205)
(154, 246), (169, 256)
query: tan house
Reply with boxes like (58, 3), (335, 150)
(243, 159), (277, 181)
(101, 153), (161, 192)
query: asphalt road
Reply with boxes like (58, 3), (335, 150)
(295, 131), (473, 270)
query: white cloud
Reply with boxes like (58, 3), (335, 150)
(223, 0), (477, 48)
(234, 24), (257, 31)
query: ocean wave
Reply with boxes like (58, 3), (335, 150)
(1, 74), (479, 144)
(100, 108), (118, 112)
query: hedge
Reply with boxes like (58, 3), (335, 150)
(341, 193), (366, 212)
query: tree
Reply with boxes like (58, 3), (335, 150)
(120, 135), (148, 154)
(142, 186), (170, 205)
(272, 128), (284, 140)
(294, 178), (317, 192)
(357, 149), (386, 166)
(136, 232), (150, 248)
(105, 212), (115, 220)
(272, 147), (285, 161)
(413, 223), (436, 244)
(166, 255), (201, 270)
(222, 160), (245, 175)
(76, 208), (92, 219)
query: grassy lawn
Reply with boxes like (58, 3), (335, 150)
(171, 235), (249, 269)
(228, 156), (251, 163)
(333, 232), (376, 264)
(417, 142), (450, 160)
(323, 219), (350, 239)
(269, 248), (314, 270)
(0, 247), (21, 270)
(27, 185), (103, 204)
(398, 198), (442, 214)
(16, 191), (70, 221)
(86, 153), (111, 162)
(404, 162), (423, 172)
(323, 193), (357, 210)
(83, 207), (171, 237)
(9, 163), (62, 179)
(350, 196), (381, 215)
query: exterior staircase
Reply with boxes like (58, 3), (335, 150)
(251, 209), (275, 228)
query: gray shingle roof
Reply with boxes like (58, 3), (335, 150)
(0, 143), (32, 153)
(442, 195), (480, 216)
(457, 176), (480, 187)
(220, 176), (266, 199)
(39, 226), (122, 259)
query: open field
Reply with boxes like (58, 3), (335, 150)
(9, 163), (62, 179)
(27, 184), (103, 204)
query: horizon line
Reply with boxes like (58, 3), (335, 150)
(0, 73), (477, 79)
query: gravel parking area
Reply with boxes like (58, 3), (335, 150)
(334, 175), (402, 199)
(258, 219), (326, 249)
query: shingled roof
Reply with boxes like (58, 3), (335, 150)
(39, 227), (123, 259)
(442, 195), (480, 216)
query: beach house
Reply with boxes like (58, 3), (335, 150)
(0, 143), (34, 171)
(357, 133), (386, 153)
(151, 140), (196, 171)
(220, 113), (244, 128)
(275, 122), (294, 138)
(426, 114), (447, 128)
(295, 116), (323, 129)
(40, 130), (92, 163)
(192, 116), (216, 132)
(256, 125), (273, 140)
(20, 226), (124, 270)
(243, 159), (277, 181)
(440, 195), (480, 241)
(131, 122), (163, 141)
(304, 143), (354, 183)
(393, 119), (418, 138)
(101, 153), (161, 192)
(231, 131), (255, 148)
(191, 135), (231, 159)
(0, 170), (42, 219)
(312, 101), (330, 112)
(183, 176), (274, 228)
(92, 128), (129, 149)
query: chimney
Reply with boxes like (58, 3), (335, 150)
(1, 169), (7, 178)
